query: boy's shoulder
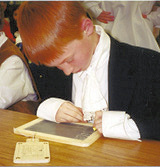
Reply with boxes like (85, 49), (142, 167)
(109, 34), (160, 57)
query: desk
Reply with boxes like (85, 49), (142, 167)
(0, 109), (160, 166)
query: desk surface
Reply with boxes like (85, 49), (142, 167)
(0, 109), (160, 166)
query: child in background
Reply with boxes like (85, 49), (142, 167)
(17, 1), (160, 141)
(0, 4), (38, 109)
(0, 1), (15, 42)
(82, 1), (160, 52)
(9, 4), (20, 38)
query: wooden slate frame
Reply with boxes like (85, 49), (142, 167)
(14, 118), (101, 147)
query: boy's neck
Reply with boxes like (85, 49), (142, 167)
(92, 29), (100, 56)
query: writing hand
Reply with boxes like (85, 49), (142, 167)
(97, 11), (114, 24)
(93, 110), (103, 134)
(55, 102), (84, 123)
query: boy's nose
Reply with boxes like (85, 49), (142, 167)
(58, 64), (73, 76)
(63, 67), (73, 76)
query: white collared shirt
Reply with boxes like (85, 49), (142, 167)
(37, 26), (140, 141)
(72, 25), (110, 108)
(0, 32), (37, 109)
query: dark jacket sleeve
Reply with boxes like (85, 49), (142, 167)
(129, 48), (160, 140)
(109, 36), (160, 140)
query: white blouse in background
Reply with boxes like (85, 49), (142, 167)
(0, 32), (37, 109)
(82, 1), (160, 52)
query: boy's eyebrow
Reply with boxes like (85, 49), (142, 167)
(59, 55), (72, 65)
(59, 58), (67, 65)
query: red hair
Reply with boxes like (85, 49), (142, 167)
(17, 1), (87, 65)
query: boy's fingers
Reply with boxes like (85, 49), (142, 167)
(59, 114), (83, 123)
(94, 110), (103, 133)
(56, 102), (83, 122)
(95, 110), (103, 119)
(64, 104), (83, 119)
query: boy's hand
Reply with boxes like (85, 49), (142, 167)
(55, 102), (84, 123)
(97, 11), (114, 24)
(93, 110), (103, 134)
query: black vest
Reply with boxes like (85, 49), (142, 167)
(29, 63), (72, 101)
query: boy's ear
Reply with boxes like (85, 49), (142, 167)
(81, 18), (94, 36)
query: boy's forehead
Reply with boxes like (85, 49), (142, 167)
(46, 39), (76, 67)
(46, 51), (69, 67)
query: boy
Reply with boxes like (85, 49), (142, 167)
(17, 1), (160, 141)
